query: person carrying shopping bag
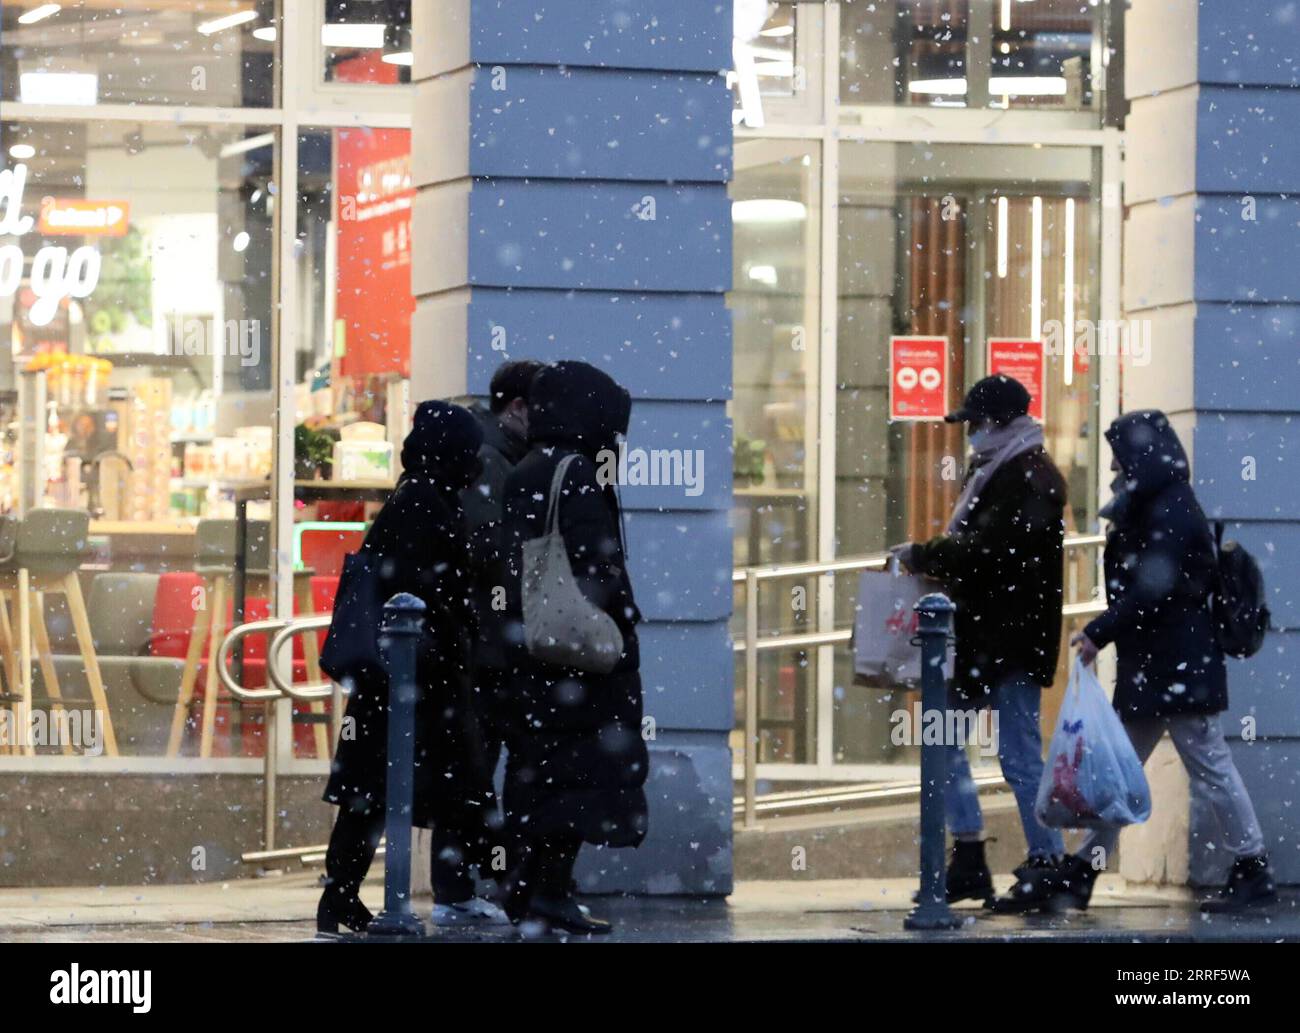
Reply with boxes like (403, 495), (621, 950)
(496, 360), (649, 935)
(1058, 410), (1276, 913)
(895, 374), (1069, 913)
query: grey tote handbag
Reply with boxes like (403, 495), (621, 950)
(522, 454), (625, 674)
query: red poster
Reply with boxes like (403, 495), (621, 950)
(987, 338), (1045, 421)
(889, 336), (948, 421)
(335, 126), (413, 378)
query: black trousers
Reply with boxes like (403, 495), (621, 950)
(323, 804), (497, 906)
(427, 666), (508, 902)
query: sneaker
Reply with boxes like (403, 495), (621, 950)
(1200, 855), (1277, 914)
(1056, 854), (1101, 911)
(986, 855), (1064, 914)
(432, 896), (511, 926)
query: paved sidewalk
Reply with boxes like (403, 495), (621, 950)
(1, 873), (1296, 942)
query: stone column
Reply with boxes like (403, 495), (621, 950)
(410, 0), (736, 894)
(1120, 0), (1300, 886)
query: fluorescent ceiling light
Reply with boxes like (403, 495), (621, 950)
(753, 61), (795, 79)
(253, 26), (277, 42)
(759, 25), (794, 38)
(9, 144), (36, 160)
(381, 51), (413, 66)
(321, 23), (387, 49)
(747, 265), (778, 286)
(18, 3), (61, 25)
(197, 10), (257, 35)
(218, 132), (275, 159)
(909, 76), (1068, 97)
(19, 71), (97, 105)
(732, 199), (806, 224)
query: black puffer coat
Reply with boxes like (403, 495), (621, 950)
(498, 361), (649, 849)
(908, 447), (1068, 701)
(1084, 410), (1227, 719)
(462, 403), (529, 673)
(324, 402), (496, 844)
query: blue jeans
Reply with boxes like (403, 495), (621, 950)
(943, 673), (1065, 859)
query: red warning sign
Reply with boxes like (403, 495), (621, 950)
(987, 338), (1045, 422)
(889, 336), (948, 421)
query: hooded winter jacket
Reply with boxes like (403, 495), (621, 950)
(1084, 410), (1228, 719)
(324, 401), (496, 846)
(497, 361), (648, 849)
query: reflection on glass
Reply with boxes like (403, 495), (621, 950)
(323, 0), (411, 85)
(0, 119), (277, 759)
(833, 141), (1100, 765)
(731, 0), (798, 127)
(729, 139), (821, 763)
(1, 1), (276, 107)
(839, 0), (1110, 114)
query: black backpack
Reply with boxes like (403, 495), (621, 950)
(1211, 522), (1270, 659)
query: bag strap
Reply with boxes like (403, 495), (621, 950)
(544, 453), (580, 536)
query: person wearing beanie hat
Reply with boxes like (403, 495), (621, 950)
(318, 399), (496, 935)
(893, 373), (1069, 914)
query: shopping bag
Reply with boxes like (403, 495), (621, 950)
(851, 561), (949, 688)
(320, 550), (385, 682)
(1034, 657), (1152, 829)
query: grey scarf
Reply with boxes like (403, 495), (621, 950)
(946, 415), (1044, 537)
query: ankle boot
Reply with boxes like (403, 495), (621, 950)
(1056, 854), (1101, 911)
(1201, 854), (1277, 913)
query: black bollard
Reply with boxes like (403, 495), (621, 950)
(904, 592), (963, 931)
(366, 592), (427, 939)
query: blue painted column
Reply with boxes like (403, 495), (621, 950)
(1124, 0), (1300, 885)
(411, 0), (735, 894)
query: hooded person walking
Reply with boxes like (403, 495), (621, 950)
(318, 401), (496, 935)
(896, 374), (1069, 912)
(1056, 410), (1276, 913)
(497, 360), (648, 934)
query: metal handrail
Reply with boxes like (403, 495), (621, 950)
(733, 533), (1108, 829)
(267, 616), (335, 700)
(215, 618), (289, 703)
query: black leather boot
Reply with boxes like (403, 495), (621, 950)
(1201, 854), (1277, 913)
(986, 855), (1063, 914)
(946, 840), (995, 903)
(1056, 854), (1101, 911)
(316, 889), (373, 935)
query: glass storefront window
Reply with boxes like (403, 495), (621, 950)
(0, 119), (277, 759)
(1, 2), (277, 108)
(322, 0), (411, 85)
(293, 125), (412, 758)
(839, 0), (1113, 118)
(832, 140), (1102, 764)
(729, 138), (822, 763)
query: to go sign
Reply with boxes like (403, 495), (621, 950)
(0, 164), (103, 328)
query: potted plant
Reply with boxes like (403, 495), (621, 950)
(294, 423), (333, 480)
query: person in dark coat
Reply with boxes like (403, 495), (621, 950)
(426, 359), (543, 926)
(318, 400), (496, 934)
(497, 360), (648, 934)
(898, 374), (1068, 912)
(1057, 410), (1275, 913)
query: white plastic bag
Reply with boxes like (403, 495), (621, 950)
(1034, 657), (1152, 830)
(851, 559), (950, 688)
